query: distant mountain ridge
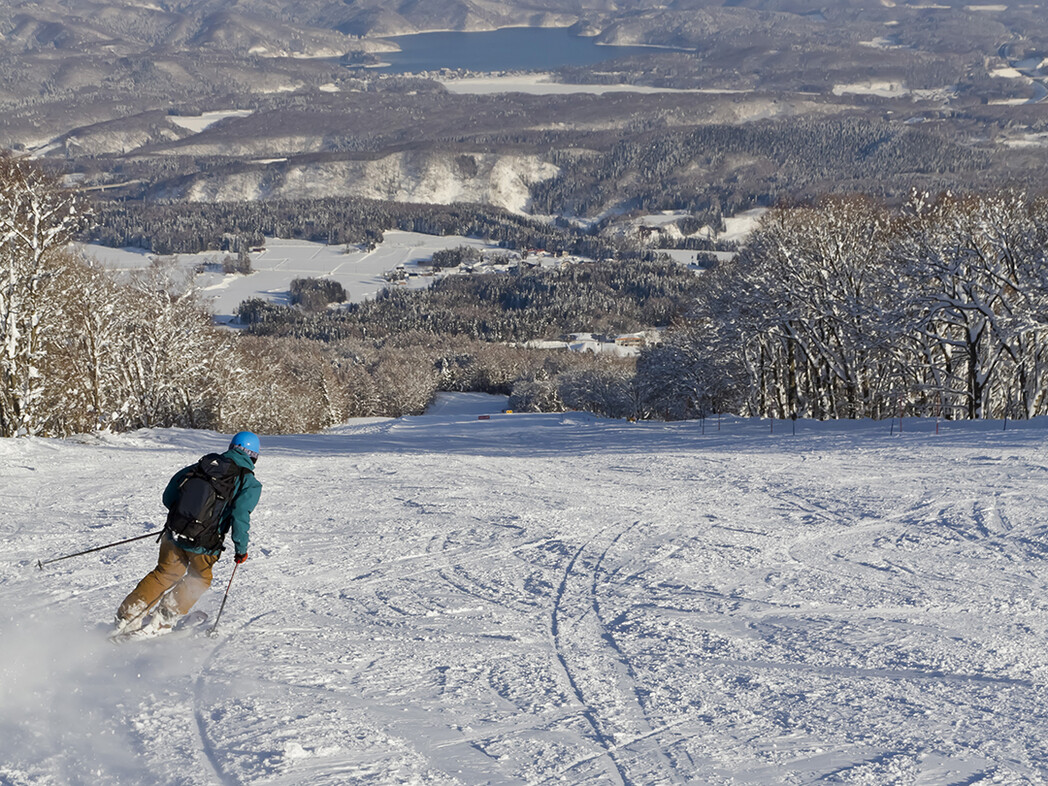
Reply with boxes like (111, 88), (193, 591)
(2, 0), (1046, 220)
(0, 0), (1009, 57)
(0, 0), (579, 58)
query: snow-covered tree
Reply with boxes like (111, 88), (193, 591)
(509, 370), (564, 413)
(0, 156), (84, 437)
(40, 256), (130, 434)
(893, 191), (1048, 419)
(636, 325), (741, 420)
(698, 197), (907, 419)
(110, 259), (233, 430)
(558, 365), (637, 419)
(672, 192), (1048, 422)
(373, 345), (440, 417)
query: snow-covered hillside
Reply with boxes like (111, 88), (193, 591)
(155, 152), (559, 215)
(4, 397), (1048, 784)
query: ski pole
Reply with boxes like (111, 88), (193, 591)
(207, 560), (240, 637)
(37, 530), (163, 569)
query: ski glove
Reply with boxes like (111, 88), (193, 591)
(234, 552), (248, 564)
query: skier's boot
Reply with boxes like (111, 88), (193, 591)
(147, 600), (182, 635)
(111, 601), (149, 638)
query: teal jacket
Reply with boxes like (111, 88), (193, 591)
(163, 448), (262, 556)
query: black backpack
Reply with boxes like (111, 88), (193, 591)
(165, 453), (251, 551)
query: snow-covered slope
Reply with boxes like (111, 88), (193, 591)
(4, 399), (1048, 783)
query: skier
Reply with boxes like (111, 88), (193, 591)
(113, 431), (263, 637)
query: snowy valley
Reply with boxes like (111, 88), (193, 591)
(4, 395), (1048, 784)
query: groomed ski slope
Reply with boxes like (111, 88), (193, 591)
(4, 393), (1048, 785)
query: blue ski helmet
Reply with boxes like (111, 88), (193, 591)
(229, 431), (261, 461)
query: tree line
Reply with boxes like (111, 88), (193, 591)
(503, 190), (1048, 423)
(643, 191), (1048, 421)
(238, 256), (703, 343)
(0, 152), (235, 437)
(86, 196), (629, 259)
(9, 152), (1048, 437)
(0, 157), (654, 436)
(530, 117), (996, 218)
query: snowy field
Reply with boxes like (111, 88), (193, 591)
(5, 396), (1048, 784)
(81, 218), (752, 326)
(80, 232), (501, 322)
(437, 74), (749, 96)
(168, 111), (256, 134)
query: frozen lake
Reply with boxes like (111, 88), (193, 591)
(376, 27), (673, 74)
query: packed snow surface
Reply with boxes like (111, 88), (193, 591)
(4, 396), (1048, 784)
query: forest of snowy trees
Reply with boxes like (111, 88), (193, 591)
(5, 151), (1048, 438)
(0, 156), (643, 436)
(231, 191), (1048, 424)
(0, 154), (243, 438)
(658, 192), (1048, 422)
(86, 197), (665, 259)
(238, 257), (702, 343)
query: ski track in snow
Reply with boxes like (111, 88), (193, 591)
(5, 397), (1048, 783)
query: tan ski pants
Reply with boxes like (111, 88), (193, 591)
(117, 535), (220, 622)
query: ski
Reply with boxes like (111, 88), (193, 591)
(109, 610), (209, 644)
